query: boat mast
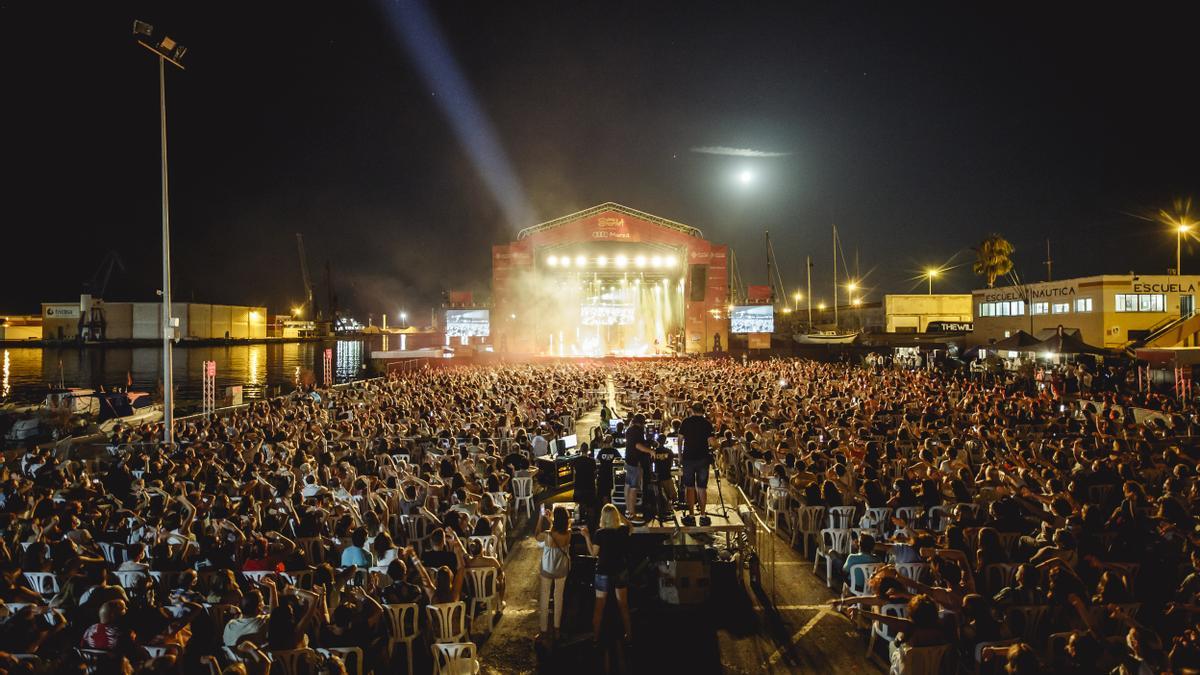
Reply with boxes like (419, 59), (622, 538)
(806, 255), (813, 328)
(833, 225), (839, 331)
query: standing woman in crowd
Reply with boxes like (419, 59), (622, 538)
(588, 503), (633, 644)
(535, 504), (572, 643)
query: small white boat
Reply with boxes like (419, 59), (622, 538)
(793, 332), (859, 345)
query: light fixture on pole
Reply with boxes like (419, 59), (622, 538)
(1178, 224), (1192, 276)
(134, 20), (186, 447)
(925, 268), (939, 295)
(792, 290), (802, 313)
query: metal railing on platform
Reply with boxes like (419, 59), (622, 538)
(734, 484), (777, 606)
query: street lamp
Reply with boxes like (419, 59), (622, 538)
(925, 268), (939, 295)
(1178, 224), (1192, 275)
(399, 311), (408, 328)
(792, 290), (802, 312)
(134, 20), (186, 447)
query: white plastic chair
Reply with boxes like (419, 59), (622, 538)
(469, 535), (498, 558)
(984, 563), (1018, 593)
(893, 643), (951, 675)
(927, 505), (950, 532)
(1009, 605), (1050, 647)
(827, 505), (857, 529)
(268, 648), (318, 675)
(813, 528), (852, 587)
(148, 570), (181, 591)
(843, 562), (883, 598)
(432, 641), (480, 675)
(865, 601), (907, 660)
(465, 567), (499, 636)
(23, 572), (59, 597)
(241, 570), (274, 584)
(282, 569), (314, 590)
(296, 537), (326, 565)
(894, 506), (926, 529)
(894, 562), (928, 584)
(426, 602), (468, 644)
(859, 507), (892, 535)
(98, 542), (127, 565)
(511, 477), (534, 520)
(384, 603), (421, 675)
(320, 646), (364, 675)
(793, 506), (825, 557)
(114, 570), (149, 589)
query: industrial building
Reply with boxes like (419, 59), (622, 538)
(884, 294), (974, 333)
(970, 274), (1200, 349)
(40, 300), (268, 341)
(0, 316), (42, 341)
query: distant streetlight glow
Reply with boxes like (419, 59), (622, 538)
(925, 268), (940, 295)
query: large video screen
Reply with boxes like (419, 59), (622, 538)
(445, 309), (490, 337)
(580, 304), (634, 326)
(730, 305), (774, 334)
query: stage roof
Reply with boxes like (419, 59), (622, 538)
(516, 202), (704, 240)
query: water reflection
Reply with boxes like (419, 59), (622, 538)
(0, 338), (378, 413)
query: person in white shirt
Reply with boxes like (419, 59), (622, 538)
(531, 430), (551, 458)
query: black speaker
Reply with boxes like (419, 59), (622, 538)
(689, 264), (707, 302)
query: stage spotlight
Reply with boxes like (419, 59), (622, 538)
(635, 255), (647, 268)
(615, 255), (628, 268)
(665, 255), (678, 268)
(597, 255), (608, 267)
(575, 254), (586, 267)
(651, 255), (663, 268)
(546, 255), (558, 266)
(560, 256), (570, 268)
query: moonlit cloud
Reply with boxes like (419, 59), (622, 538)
(691, 146), (791, 157)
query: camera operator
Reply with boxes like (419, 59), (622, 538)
(679, 401), (715, 527)
(650, 434), (677, 521)
(624, 414), (653, 522)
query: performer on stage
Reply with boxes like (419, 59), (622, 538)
(679, 401), (715, 527)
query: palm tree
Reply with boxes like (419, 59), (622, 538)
(972, 234), (1015, 287)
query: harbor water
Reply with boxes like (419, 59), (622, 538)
(0, 337), (390, 415)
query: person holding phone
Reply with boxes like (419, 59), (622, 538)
(535, 504), (572, 643)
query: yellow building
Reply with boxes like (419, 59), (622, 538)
(970, 274), (1200, 349)
(0, 316), (42, 341)
(40, 300), (268, 341)
(884, 294), (973, 333)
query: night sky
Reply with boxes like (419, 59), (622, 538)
(4, 2), (1200, 320)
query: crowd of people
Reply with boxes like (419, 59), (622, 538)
(0, 364), (605, 674)
(0, 353), (1198, 674)
(614, 356), (1200, 674)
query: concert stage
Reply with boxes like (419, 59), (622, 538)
(492, 203), (731, 356)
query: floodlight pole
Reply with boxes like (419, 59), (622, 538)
(158, 55), (174, 447)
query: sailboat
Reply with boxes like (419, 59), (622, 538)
(793, 224), (859, 344)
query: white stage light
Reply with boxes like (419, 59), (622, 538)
(597, 255), (608, 267)
(575, 254), (586, 267)
(665, 255), (678, 267)
(560, 256), (571, 268)
(651, 255), (662, 268)
(547, 255), (558, 266)
(615, 255), (628, 268)
(635, 255), (647, 268)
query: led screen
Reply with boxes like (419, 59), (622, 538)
(580, 304), (634, 326)
(445, 309), (490, 337)
(730, 305), (774, 334)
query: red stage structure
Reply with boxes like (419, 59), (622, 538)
(492, 203), (730, 355)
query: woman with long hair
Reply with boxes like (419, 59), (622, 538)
(588, 503), (633, 644)
(535, 504), (572, 642)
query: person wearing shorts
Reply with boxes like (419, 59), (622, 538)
(679, 402), (715, 526)
(587, 504), (632, 643)
(623, 414), (652, 521)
